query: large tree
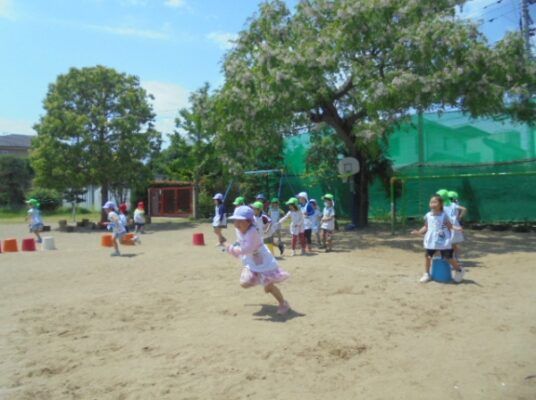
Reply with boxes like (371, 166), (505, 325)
(32, 66), (161, 217)
(218, 0), (536, 225)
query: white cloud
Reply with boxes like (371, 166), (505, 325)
(0, 0), (15, 20)
(142, 81), (190, 134)
(206, 31), (238, 50)
(0, 118), (36, 135)
(164, 0), (186, 8)
(83, 23), (170, 40)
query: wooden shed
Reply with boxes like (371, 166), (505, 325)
(148, 181), (195, 218)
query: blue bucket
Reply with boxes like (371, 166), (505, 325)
(431, 258), (452, 283)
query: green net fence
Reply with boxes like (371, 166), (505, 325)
(283, 111), (536, 223)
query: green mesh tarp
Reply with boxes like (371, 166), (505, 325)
(283, 111), (536, 222)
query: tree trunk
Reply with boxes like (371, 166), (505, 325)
(101, 183), (109, 222)
(193, 180), (200, 219)
(350, 152), (369, 227)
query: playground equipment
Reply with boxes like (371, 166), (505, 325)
(21, 238), (36, 252)
(41, 237), (56, 250)
(192, 233), (205, 246)
(101, 234), (114, 247)
(120, 233), (136, 246)
(2, 238), (18, 252)
(430, 257), (452, 283)
(223, 169), (299, 205)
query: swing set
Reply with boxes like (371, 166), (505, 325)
(222, 169), (298, 203)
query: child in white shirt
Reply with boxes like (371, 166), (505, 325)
(320, 194), (336, 252)
(278, 197), (305, 256)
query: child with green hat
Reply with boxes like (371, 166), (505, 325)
(25, 198), (44, 243)
(251, 201), (272, 240)
(268, 198), (285, 255)
(278, 197), (306, 256)
(233, 196), (245, 208)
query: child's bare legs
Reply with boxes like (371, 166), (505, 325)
(264, 283), (285, 305)
(213, 227), (226, 245)
(452, 243), (460, 260)
(33, 230), (42, 243)
(424, 255), (432, 274)
(447, 257), (462, 271)
(112, 237), (120, 256)
(315, 230), (321, 247)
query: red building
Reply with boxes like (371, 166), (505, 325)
(148, 181), (195, 218)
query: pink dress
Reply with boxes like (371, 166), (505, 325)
(227, 226), (289, 287)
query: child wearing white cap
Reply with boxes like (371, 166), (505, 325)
(227, 206), (291, 315)
(212, 193), (227, 246)
(103, 201), (126, 257)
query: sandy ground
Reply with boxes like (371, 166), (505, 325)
(0, 220), (535, 400)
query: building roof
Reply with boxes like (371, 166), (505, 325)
(0, 134), (33, 148)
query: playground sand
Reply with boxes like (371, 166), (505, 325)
(1, 221), (535, 400)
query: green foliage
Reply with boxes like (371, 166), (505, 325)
(27, 188), (62, 211)
(217, 0), (536, 224)
(31, 65), (161, 205)
(0, 155), (32, 207)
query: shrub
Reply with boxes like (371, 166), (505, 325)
(27, 188), (62, 211)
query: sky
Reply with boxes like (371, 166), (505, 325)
(0, 0), (533, 137)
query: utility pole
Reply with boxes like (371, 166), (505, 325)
(521, 0), (535, 58)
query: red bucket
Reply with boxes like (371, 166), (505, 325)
(192, 233), (205, 246)
(21, 238), (36, 252)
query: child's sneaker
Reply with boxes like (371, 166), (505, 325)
(134, 235), (141, 245)
(276, 301), (290, 315)
(36, 238), (42, 244)
(111, 251), (121, 257)
(278, 242), (285, 255)
(300, 249), (306, 256)
(290, 250), (296, 257)
(419, 272), (432, 283)
(452, 267), (465, 283)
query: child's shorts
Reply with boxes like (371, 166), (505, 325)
(135, 222), (145, 230)
(29, 223), (43, 232)
(425, 249), (454, 259)
(451, 231), (464, 244)
(240, 267), (289, 288)
(322, 228), (333, 238)
(113, 231), (126, 240)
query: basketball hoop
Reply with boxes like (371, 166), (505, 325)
(337, 157), (360, 180)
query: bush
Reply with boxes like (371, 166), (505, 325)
(198, 190), (215, 219)
(27, 188), (62, 211)
(0, 155), (32, 207)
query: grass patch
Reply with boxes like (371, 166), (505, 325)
(0, 207), (101, 224)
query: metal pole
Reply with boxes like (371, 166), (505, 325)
(390, 177), (396, 235)
(522, 0), (533, 58)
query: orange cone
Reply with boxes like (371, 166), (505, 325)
(2, 238), (18, 252)
(101, 234), (114, 247)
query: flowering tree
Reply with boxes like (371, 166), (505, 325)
(218, 0), (535, 225)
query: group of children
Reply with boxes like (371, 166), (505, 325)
(102, 201), (145, 256)
(412, 189), (467, 283)
(212, 191), (336, 256)
(213, 191), (337, 315)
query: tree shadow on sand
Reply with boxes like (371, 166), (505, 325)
(246, 304), (306, 323)
(330, 224), (536, 260)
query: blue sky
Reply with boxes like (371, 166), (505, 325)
(0, 0), (532, 137)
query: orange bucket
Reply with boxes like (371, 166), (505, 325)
(2, 238), (18, 252)
(21, 238), (36, 252)
(192, 233), (205, 246)
(121, 232), (136, 246)
(101, 234), (114, 247)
